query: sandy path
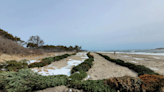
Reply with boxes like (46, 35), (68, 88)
(82, 52), (138, 81)
(102, 53), (164, 75)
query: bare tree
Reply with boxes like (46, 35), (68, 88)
(27, 35), (44, 49)
(74, 45), (82, 52)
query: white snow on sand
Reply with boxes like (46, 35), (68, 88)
(31, 52), (89, 77)
(76, 52), (89, 59)
(149, 68), (159, 70)
(84, 75), (90, 80)
(47, 64), (58, 69)
(122, 55), (130, 57)
(1, 68), (6, 71)
(134, 58), (144, 60)
(33, 60), (85, 76)
(27, 60), (41, 65)
(129, 61), (138, 63)
(153, 57), (161, 59)
(1, 52), (91, 80)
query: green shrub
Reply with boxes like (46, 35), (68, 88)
(81, 58), (93, 68)
(28, 53), (73, 68)
(115, 59), (125, 66)
(62, 54), (69, 58)
(1, 59), (29, 72)
(134, 65), (158, 76)
(41, 57), (54, 65)
(0, 68), (69, 92)
(71, 58), (94, 74)
(69, 71), (87, 81)
(124, 62), (136, 68)
(68, 79), (116, 92)
(42, 57), (54, 62)
(53, 56), (61, 61)
(104, 55), (110, 60)
(31, 75), (68, 91)
(0, 68), (39, 92)
(28, 62), (44, 68)
(87, 52), (94, 58)
(72, 53), (76, 55)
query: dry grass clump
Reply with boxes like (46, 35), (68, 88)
(105, 76), (144, 92)
(104, 75), (164, 92)
(139, 74), (164, 92)
(0, 36), (43, 56)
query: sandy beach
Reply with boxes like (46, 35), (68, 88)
(82, 52), (138, 80)
(100, 52), (164, 75)
(0, 52), (164, 92)
(32, 52), (138, 92)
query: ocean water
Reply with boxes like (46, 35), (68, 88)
(91, 49), (164, 56)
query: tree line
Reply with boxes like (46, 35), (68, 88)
(0, 28), (82, 52)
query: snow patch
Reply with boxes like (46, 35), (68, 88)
(134, 58), (144, 60)
(153, 57), (161, 59)
(129, 61), (138, 63)
(31, 53), (87, 77)
(1, 68), (6, 71)
(122, 55), (130, 57)
(27, 60), (41, 65)
(84, 75), (90, 80)
(149, 68), (158, 70)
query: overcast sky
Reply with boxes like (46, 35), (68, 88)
(1, 0), (164, 50)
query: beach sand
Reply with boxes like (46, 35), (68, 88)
(101, 52), (164, 75)
(34, 52), (138, 92)
(0, 52), (163, 92)
(82, 52), (138, 81)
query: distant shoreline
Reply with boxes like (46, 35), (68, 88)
(96, 51), (164, 56)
